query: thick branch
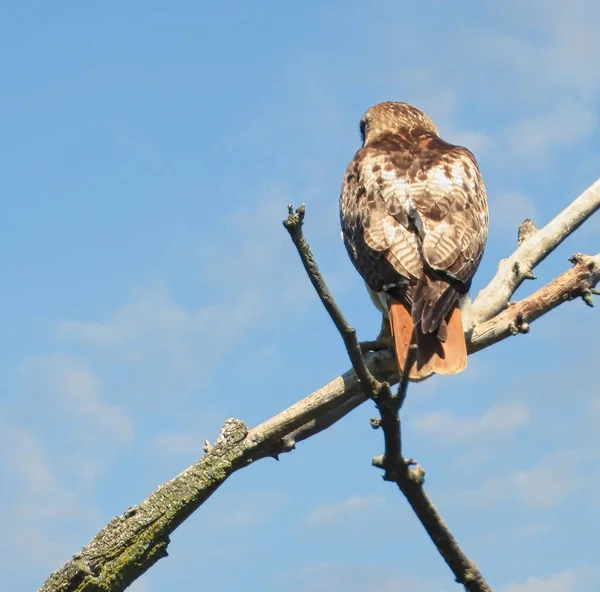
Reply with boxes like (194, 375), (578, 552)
(473, 177), (600, 322)
(39, 351), (392, 592)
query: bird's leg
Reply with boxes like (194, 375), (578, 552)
(360, 314), (395, 353)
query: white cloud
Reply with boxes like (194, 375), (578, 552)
(29, 354), (133, 446)
(153, 410), (227, 464)
(57, 284), (209, 349)
(0, 423), (80, 518)
(54, 193), (328, 382)
(414, 402), (530, 445)
(0, 422), (95, 572)
(1, 357), (133, 582)
(306, 495), (384, 526)
(490, 192), (537, 234)
(517, 522), (553, 538)
(365, 0), (600, 172)
(481, 2), (600, 162)
(57, 279), (261, 372)
(202, 490), (288, 528)
(465, 448), (594, 510)
(280, 563), (453, 592)
(154, 431), (207, 458)
(508, 457), (583, 510)
(502, 569), (594, 592)
(502, 104), (597, 165)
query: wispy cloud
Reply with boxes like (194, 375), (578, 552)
(57, 279), (262, 372)
(201, 490), (289, 528)
(502, 568), (597, 592)
(0, 422), (96, 573)
(490, 192), (537, 235)
(278, 563), (454, 592)
(517, 522), (553, 538)
(463, 448), (595, 510)
(368, 0), (600, 171)
(54, 192), (328, 383)
(414, 401), (530, 445)
(306, 495), (384, 526)
(154, 431), (207, 462)
(501, 104), (597, 166)
(26, 354), (133, 446)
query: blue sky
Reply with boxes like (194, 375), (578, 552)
(1, 2), (599, 591)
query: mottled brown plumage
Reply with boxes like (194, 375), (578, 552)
(340, 102), (488, 379)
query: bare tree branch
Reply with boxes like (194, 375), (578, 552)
(39, 183), (599, 592)
(470, 252), (600, 353)
(283, 204), (494, 592)
(473, 177), (600, 322)
(282, 203), (381, 396)
(39, 351), (391, 592)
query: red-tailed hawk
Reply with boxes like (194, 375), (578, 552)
(340, 102), (488, 380)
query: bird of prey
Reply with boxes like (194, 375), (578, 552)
(340, 102), (488, 380)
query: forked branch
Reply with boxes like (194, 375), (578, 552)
(473, 178), (600, 322)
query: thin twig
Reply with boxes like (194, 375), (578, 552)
(284, 204), (494, 592)
(283, 203), (382, 397)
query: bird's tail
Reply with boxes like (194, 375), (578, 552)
(388, 301), (433, 381)
(388, 301), (467, 380)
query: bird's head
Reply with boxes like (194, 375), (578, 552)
(359, 102), (439, 146)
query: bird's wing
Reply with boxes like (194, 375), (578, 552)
(340, 139), (422, 299)
(403, 137), (488, 332)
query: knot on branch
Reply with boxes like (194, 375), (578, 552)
(509, 311), (530, 335)
(407, 461), (426, 485)
(275, 436), (297, 457)
(568, 253), (600, 307)
(123, 506), (139, 518)
(513, 260), (536, 281)
(518, 218), (538, 245)
(214, 418), (249, 448)
(569, 252), (598, 273)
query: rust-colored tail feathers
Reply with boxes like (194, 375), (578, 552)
(388, 301), (467, 380)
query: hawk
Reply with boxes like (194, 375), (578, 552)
(340, 102), (488, 380)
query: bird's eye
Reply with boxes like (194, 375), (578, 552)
(359, 119), (367, 143)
